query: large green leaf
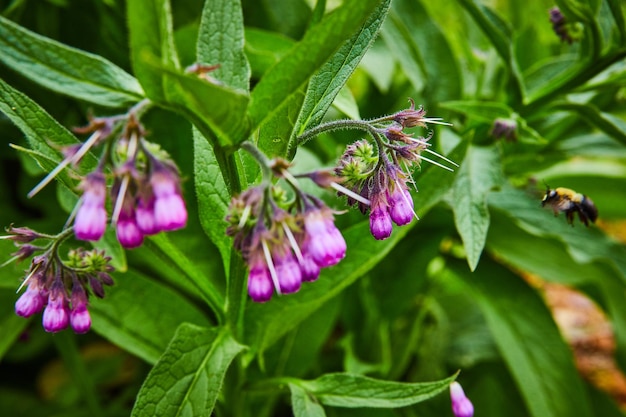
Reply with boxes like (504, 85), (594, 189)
(0, 289), (30, 362)
(197, 0), (250, 92)
(131, 324), (244, 416)
(0, 78), (88, 191)
(193, 128), (232, 276)
(90, 270), (212, 364)
(292, 372), (456, 408)
(450, 145), (503, 271)
(385, 0), (462, 102)
(141, 63), (249, 148)
(127, 0), (179, 100)
(247, 0), (383, 132)
(0, 15), (144, 107)
(294, 0), (392, 136)
(446, 259), (594, 417)
(290, 384), (327, 417)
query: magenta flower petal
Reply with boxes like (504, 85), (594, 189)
(247, 263), (273, 303)
(15, 282), (46, 318)
(151, 168), (187, 231)
(389, 188), (414, 226)
(116, 208), (144, 249)
(42, 285), (70, 333)
(304, 208), (346, 267)
(70, 304), (91, 334)
(74, 173), (107, 241)
(450, 382), (474, 417)
(275, 252), (302, 294)
(369, 205), (393, 240)
(135, 197), (160, 235)
(299, 254), (321, 282)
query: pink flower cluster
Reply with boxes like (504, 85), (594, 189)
(227, 185), (346, 303)
(14, 248), (114, 333)
(334, 101), (455, 240)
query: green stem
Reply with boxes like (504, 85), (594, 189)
(296, 119), (382, 145)
(52, 332), (103, 417)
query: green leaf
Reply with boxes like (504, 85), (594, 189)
(290, 384), (327, 417)
(149, 64), (249, 148)
(294, 0), (391, 135)
(0, 15), (144, 107)
(440, 101), (512, 123)
(145, 233), (225, 319)
(247, 0), (383, 132)
(0, 289), (30, 361)
(127, 0), (179, 100)
(606, 0), (626, 44)
(386, 0), (462, 102)
(244, 28), (295, 78)
(197, 0), (250, 91)
(450, 145), (503, 271)
(446, 258), (594, 417)
(380, 17), (425, 93)
(294, 372), (457, 408)
(193, 128), (232, 275)
(90, 270), (213, 364)
(554, 102), (626, 146)
(0, 78), (90, 191)
(131, 324), (244, 417)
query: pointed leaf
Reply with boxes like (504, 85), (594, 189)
(247, 0), (383, 132)
(0, 289), (30, 361)
(290, 384), (327, 417)
(0, 15), (144, 107)
(554, 102), (626, 146)
(131, 324), (244, 417)
(197, 0), (250, 91)
(294, 0), (391, 135)
(446, 259), (594, 417)
(294, 372), (457, 408)
(0, 78), (91, 191)
(451, 145), (503, 270)
(90, 270), (213, 364)
(127, 0), (179, 100)
(193, 128), (232, 274)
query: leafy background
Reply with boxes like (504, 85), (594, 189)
(0, 0), (625, 416)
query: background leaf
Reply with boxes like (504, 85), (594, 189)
(450, 144), (503, 271)
(131, 324), (244, 417)
(0, 15), (144, 107)
(294, 372), (457, 408)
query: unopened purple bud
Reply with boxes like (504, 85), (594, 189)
(116, 207), (144, 249)
(303, 208), (346, 267)
(74, 173), (108, 241)
(389, 188), (414, 226)
(70, 284), (91, 334)
(274, 251), (302, 294)
(369, 195), (393, 240)
(42, 283), (70, 333)
(89, 276), (105, 298)
(247, 259), (273, 303)
(450, 382), (474, 417)
(151, 168), (187, 231)
(299, 254), (321, 282)
(98, 272), (115, 286)
(4, 225), (41, 243)
(15, 281), (46, 318)
(135, 197), (159, 235)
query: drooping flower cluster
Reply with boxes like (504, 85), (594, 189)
(30, 104), (187, 249)
(333, 99), (456, 240)
(226, 159), (346, 302)
(450, 382), (474, 417)
(4, 226), (114, 333)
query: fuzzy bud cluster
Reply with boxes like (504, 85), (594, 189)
(11, 233), (114, 334)
(334, 100), (454, 240)
(226, 165), (346, 302)
(549, 7), (578, 44)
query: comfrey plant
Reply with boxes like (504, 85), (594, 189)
(3, 0), (625, 416)
(4, 101), (187, 333)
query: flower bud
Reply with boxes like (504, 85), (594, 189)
(450, 382), (474, 417)
(70, 282), (91, 334)
(42, 281), (70, 333)
(388, 187), (414, 226)
(247, 257), (273, 303)
(151, 165), (187, 231)
(369, 194), (393, 240)
(15, 279), (46, 318)
(74, 172), (108, 241)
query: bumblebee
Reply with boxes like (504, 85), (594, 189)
(541, 187), (598, 226)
